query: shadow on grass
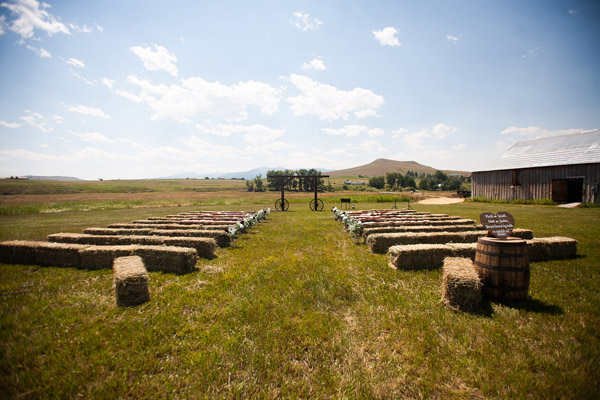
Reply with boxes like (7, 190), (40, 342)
(493, 297), (564, 315)
(460, 297), (563, 317)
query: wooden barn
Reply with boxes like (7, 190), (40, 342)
(471, 129), (600, 204)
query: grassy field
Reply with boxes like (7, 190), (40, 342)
(0, 182), (599, 398)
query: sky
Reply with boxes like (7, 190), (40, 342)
(0, 0), (599, 180)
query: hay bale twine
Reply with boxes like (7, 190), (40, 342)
(113, 256), (149, 306)
(474, 237), (529, 300)
(442, 257), (482, 311)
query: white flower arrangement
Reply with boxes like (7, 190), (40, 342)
(347, 220), (363, 237)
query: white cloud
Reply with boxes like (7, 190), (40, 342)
(68, 23), (91, 33)
(431, 123), (456, 138)
(446, 34), (461, 43)
(25, 44), (51, 58)
(65, 57), (85, 68)
(95, 24), (103, 32)
(361, 139), (387, 154)
(451, 144), (466, 151)
(69, 130), (115, 144)
(321, 125), (384, 137)
(121, 74), (281, 121)
(71, 71), (95, 85)
(0, 0), (70, 39)
(19, 110), (52, 132)
(130, 43), (178, 76)
(179, 135), (249, 159)
(501, 126), (587, 138)
(66, 104), (110, 119)
(402, 123), (457, 151)
(101, 78), (115, 90)
(373, 27), (401, 47)
(52, 115), (63, 124)
(291, 12), (322, 31)
(391, 128), (408, 138)
(403, 129), (429, 151)
(0, 120), (22, 128)
(286, 74), (384, 121)
(0, 15), (6, 35)
(302, 57), (326, 71)
(195, 123), (285, 143)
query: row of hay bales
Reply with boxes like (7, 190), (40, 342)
(332, 208), (578, 270)
(0, 210), (270, 275)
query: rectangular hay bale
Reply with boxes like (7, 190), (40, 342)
(527, 236), (578, 261)
(388, 243), (477, 270)
(113, 256), (149, 306)
(50, 234), (216, 259)
(441, 257), (482, 311)
(0, 240), (87, 267)
(150, 229), (231, 247)
(367, 230), (532, 254)
(78, 245), (197, 273)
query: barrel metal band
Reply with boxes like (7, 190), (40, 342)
(476, 248), (528, 258)
(474, 260), (530, 272)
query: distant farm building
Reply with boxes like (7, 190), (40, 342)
(471, 130), (600, 203)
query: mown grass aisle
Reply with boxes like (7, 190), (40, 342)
(1, 203), (599, 398)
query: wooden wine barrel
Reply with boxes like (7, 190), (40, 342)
(474, 236), (530, 300)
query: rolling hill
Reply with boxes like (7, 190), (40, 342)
(328, 158), (469, 177)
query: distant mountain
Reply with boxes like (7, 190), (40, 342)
(160, 167), (332, 181)
(24, 175), (83, 181)
(328, 158), (469, 177)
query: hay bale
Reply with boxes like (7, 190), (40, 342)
(363, 224), (479, 237)
(0, 240), (86, 267)
(150, 229), (231, 247)
(448, 243), (477, 258)
(51, 234), (216, 259)
(78, 245), (197, 273)
(113, 256), (149, 307)
(441, 257), (482, 311)
(362, 219), (476, 228)
(78, 245), (137, 270)
(388, 244), (455, 270)
(108, 223), (199, 230)
(83, 227), (153, 235)
(388, 243), (477, 270)
(527, 237), (578, 261)
(367, 230), (533, 254)
(132, 245), (197, 274)
(48, 233), (122, 246)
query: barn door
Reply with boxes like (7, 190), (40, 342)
(551, 179), (569, 203)
(552, 178), (583, 203)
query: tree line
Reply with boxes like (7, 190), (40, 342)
(265, 169), (324, 192)
(368, 170), (468, 191)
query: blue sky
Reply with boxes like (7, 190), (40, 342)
(0, 0), (598, 180)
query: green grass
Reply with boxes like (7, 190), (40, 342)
(1, 199), (599, 398)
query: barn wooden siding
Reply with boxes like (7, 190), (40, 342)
(472, 163), (600, 203)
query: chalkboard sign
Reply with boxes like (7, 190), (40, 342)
(479, 211), (515, 239)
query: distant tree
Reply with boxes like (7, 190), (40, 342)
(369, 176), (385, 189)
(434, 170), (449, 182)
(254, 174), (264, 192)
(446, 177), (463, 191)
(246, 180), (254, 192)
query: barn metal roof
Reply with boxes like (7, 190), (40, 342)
(472, 129), (600, 172)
